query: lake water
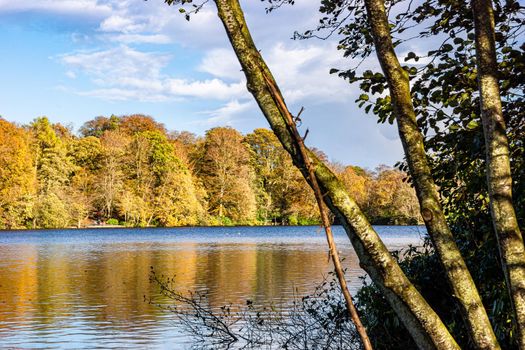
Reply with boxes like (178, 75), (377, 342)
(0, 226), (425, 349)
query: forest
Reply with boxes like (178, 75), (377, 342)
(0, 114), (420, 229)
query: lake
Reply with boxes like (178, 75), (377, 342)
(0, 226), (425, 349)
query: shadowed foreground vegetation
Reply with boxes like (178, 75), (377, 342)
(149, 268), (361, 350)
(0, 115), (420, 229)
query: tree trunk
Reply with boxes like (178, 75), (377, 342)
(363, 1), (500, 348)
(472, 0), (525, 347)
(214, 0), (459, 348)
(263, 73), (373, 350)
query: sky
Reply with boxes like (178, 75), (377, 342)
(0, 0), (406, 169)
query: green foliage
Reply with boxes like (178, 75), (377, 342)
(34, 192), (70, 229)
(106, 218), (119, 225)
(30, 117), (74, 228)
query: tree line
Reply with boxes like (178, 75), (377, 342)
(0, 114), (420, 229)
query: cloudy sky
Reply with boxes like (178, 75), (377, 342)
(0, 0), (405, 168)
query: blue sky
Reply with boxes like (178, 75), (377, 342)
(0, 0), (405, 168)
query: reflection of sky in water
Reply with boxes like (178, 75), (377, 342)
(0, 226), (424, 349)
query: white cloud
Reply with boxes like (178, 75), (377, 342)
(166, 79), (247, 100)
(105, 33), (172, 44)
(76, 88), (172, 102)
(65, 71), (77, 79)
(195, 100), (254, 126)
(58, 46), (248, 102)
(266, 42), (353, 104)
(198, 42), (357, 106)
(99, 15), (144, 33)
(59, 46), (170, 83)
(198, 49), (243, 81)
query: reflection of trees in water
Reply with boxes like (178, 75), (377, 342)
(0, 242), (362, 329)
(0, 246), (38, 324)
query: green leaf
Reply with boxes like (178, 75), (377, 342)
(467, 120), (479, 129)
(359, 94), (369, 101)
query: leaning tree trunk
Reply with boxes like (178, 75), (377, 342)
(264, 75), (373, 350)
(363, 0), (500, 348)
(213, 0), (460, 348)
(472, 0), (525, 348)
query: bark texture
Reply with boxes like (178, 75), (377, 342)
(472, 0), (525, 347)
(263, 75), (373, 350)
(363, 0), (500, 348)
(214, 0), (460, 348)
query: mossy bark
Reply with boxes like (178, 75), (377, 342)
(472, 0), (525, 348)
(363, 0), (500, 348)
(214, 0), (459, 348)
(262, 71), (373, 349)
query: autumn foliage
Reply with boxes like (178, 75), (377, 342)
(0, 115), (420, 229)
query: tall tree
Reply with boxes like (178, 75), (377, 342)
(122, 132), (156, 226)
(362, 1), (499, 346)
(245, 128), (318, 225)
(367, 166), (421, 225)
(30, 117), (73, 228)
(80, 115), (120, 137)
(303, 0), (523, 346)
(471, 0), (525, 345)
(119, 114), (167, 135)
(139, 131), (205, 226)
(97, 130), (129, 220)
(68, 136), (103, 227)
(196, 127), (257, 224)
(0, 118), (35, 228)
(339, 165), (371, 211)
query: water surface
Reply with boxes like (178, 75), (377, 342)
(0, 226), (425, 349)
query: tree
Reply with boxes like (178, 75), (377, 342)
(30, 117), (73, 228)
(139, 131), (205, 226)
(245, 128), (318, 225)
(67, 136), (103, 227)
(80, 115), (120, 137)
(0, 118), (35, 228)
(339, 165), (371, 211)
(288, 0), (523, 347)
(119, 114), (167, 135)
(123, 131), (157, 226)
(471, 0), (525, 344)
(97, 130), (129, 220)
(362, 1), (498, 346)
(196, 127), (257, 224)
(366, 166), (421, 225)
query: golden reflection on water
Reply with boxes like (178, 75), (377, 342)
(0, 243), (357, 330)
(0, 227), (419, 348)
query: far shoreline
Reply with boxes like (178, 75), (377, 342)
(0, 224), (426, 233)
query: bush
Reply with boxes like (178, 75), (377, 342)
(106, 218), (119, 226)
